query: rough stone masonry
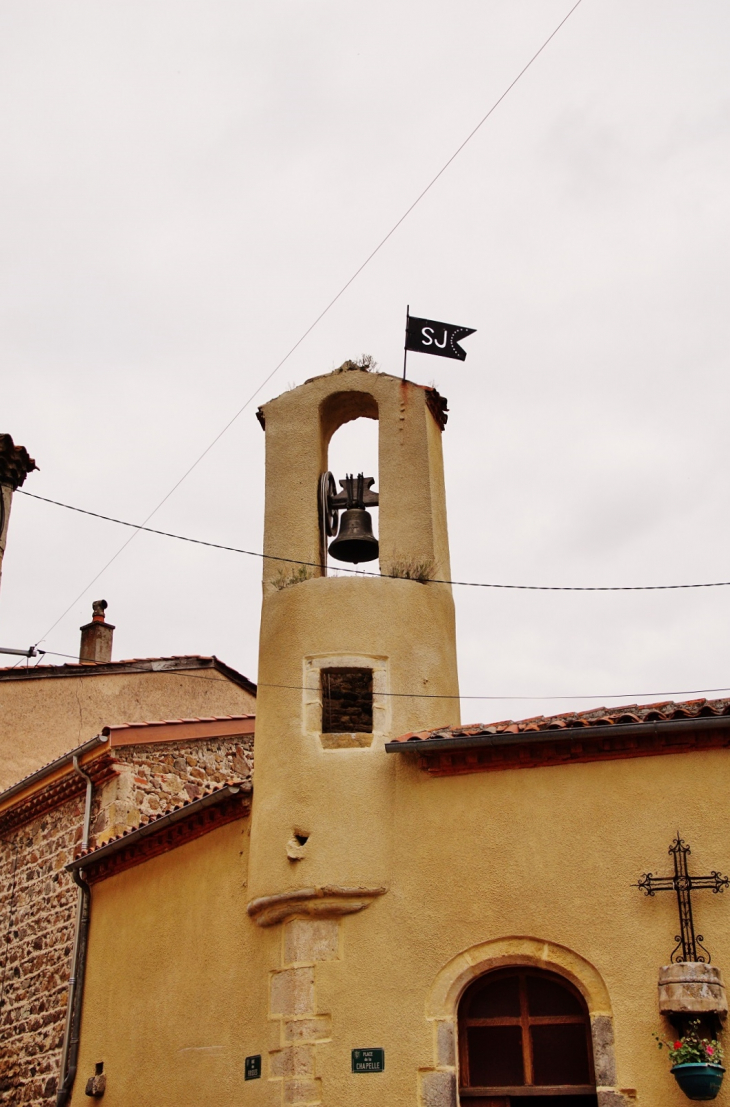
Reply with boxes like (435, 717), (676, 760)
(0, 733), (253, 1107)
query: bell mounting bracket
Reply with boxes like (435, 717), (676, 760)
(319, 472), (379, 538)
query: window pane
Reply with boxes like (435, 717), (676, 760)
(531, 1023), (591, 1086)
(526, 974), (583, 1016)
(468, 974), (521, 1018)
(467, 1026), (524, 1087)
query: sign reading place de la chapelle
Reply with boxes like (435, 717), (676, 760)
(351, 1048), (385, 1073)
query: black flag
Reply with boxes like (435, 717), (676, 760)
(405, 314), (476, 361)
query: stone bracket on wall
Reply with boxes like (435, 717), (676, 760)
(658, 962), (728, 1020)
(247, 884), (387, 927)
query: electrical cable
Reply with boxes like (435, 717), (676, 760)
(30, 0), (586, 646)
(23, 651), (730, 703)
(19, 489), (730, 593)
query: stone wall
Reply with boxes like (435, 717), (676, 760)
(0, 732), (253, 1107)
(0, 795), (83, 1106)
(92, 737), (254, 845)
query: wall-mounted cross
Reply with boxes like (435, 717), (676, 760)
(634, 835), (729, 963)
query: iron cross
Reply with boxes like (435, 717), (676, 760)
(634, 835), (729, 963)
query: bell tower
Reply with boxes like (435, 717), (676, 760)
(248, 363), (459, 904)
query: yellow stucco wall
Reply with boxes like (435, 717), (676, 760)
(0, 669), (256, 790)
(69, 370), (730, 1106)
(72, 746), (730, 1106)
(70, 816), (281, 1107)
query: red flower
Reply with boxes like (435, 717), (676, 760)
(707, 1047), (715, 1056)
(674, 1041), (682, 1049)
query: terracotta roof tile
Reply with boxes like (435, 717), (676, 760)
(73, 779), (251, 861)
(104, 713), (254, 732)
(0, 654), (256, 694)
(390, 696), (730, 745)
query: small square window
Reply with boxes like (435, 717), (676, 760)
(321, 668), (373, 733)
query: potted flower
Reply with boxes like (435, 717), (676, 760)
(656, 1020), (725, 1100)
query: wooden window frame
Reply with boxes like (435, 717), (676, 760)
(458, 968), (596, 1100)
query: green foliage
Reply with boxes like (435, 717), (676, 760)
(385, 557), (435, 584)
(655, 1020), (724, 1066)
(272, 565), (316, 591)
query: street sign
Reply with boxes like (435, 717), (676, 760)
(245, 1055), (261, 1080)
(351, 1048), (385, 1073)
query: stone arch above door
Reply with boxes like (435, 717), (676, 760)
(420, 937), (635, 1107)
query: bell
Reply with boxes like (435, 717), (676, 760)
(328, 508), (379, 564)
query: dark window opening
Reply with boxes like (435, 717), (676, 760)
(321, 668), (373, 733)
(458, 969), (597, 1106)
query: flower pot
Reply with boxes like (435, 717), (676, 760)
(671, 1063), (725, 1100)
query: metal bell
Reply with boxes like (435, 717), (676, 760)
(328, 508), (379, 564)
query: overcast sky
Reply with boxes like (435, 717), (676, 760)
(2, 0), (730, 724)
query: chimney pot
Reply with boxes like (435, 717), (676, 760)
(79, 600), (115, 664)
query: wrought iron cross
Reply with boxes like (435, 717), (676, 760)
(634, 835), (729, 963)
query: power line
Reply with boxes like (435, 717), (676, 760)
(16, 652), (730, 703)
(19, 489), (730, 593)
(32, 0), (586, 645)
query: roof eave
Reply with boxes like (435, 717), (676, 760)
(67, 782), (251, 872)
(385, 713), (730, 755)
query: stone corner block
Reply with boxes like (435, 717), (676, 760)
(284, 918), (339, 965)
(284, 1016), (332, 1043)
(436, 1021), (455, 1067)
(269, 1045), (315, 1078)
(420, 1070), (457, 1107)
(270, 966), (315, 1017)
(591, 1014), (616, 1086)
(283, 1076), (322, 1105)
(597, 1092), (637, 1107)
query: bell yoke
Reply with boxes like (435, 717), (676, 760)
(319, 470), (379, 564)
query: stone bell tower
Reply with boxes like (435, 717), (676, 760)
(247, 364), (459, 905)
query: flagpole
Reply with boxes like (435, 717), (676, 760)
(403, 304), (409, 381)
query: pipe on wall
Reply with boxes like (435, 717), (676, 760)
(56, 756), (93, 1107)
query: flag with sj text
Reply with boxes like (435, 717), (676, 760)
(405, 314), (476, 361)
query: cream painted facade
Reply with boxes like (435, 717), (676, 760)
(70, 367), (730, 1107)
(0, 660), (256, 790)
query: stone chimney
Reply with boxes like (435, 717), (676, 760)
(79, 600), (115, 664)
(0, 433), (37, 596)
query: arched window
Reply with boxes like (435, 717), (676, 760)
(458, 968), (597, 1106)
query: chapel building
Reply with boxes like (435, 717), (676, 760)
(11, 367), (730, 1107)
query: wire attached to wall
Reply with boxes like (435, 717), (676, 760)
(28, 0), (587, 645)
(13, 651), (730, 703)
(18, 489), (730, 593)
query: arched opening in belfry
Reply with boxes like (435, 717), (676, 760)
(320, 391), (379, 572)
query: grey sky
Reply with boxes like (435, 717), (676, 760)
(2, 0), (729, 723)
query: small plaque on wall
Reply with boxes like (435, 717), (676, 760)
(352, 1048), (384, 1073)
(245, 1055), (261, 1080)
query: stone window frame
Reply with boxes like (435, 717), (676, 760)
(421, 937), (631, 1107)
(303, 654), (389, 749)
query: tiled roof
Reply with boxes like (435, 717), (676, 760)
(68, 781), (252, 883)
(103, 713), (255, 745)
(0, 715), (255, 812)
(71, 780), (250, 862)
(390, 697), (730, 745)
(0, 653), (256, 693)
(0, 735), (108, 808)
